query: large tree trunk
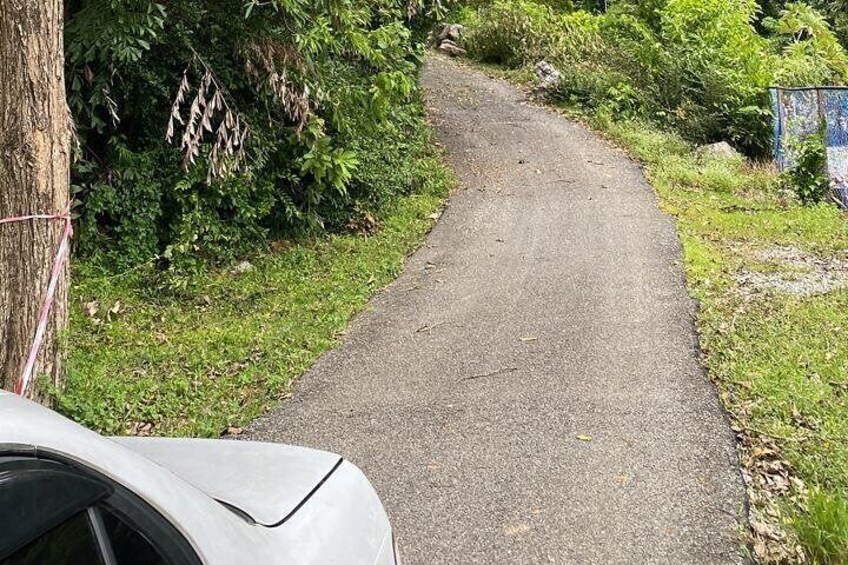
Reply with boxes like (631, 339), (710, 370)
(0, 0), (71, 401)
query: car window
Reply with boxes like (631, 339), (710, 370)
(99, 506), (168, 565)
(1, 512), (103, 565)
(0, 455), (200, 565)
(0, 458), (111, 558)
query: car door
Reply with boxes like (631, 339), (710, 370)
(0, 456), (202, 565)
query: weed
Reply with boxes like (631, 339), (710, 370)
(792, 489), (848, 564)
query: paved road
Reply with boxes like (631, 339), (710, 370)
(249, 56), (747, 564)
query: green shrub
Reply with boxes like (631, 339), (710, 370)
(659, 0), (773, 153)
(463, 0), (563, 66)
(772, 2), (848, 86)
(782, 131), (832, 205)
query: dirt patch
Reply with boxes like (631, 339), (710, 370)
(736, 246), (848, 296)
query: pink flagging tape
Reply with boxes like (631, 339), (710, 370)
(1, 201), (73, 397)
(0, 212), (68, 225)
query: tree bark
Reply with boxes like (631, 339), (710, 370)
(0, 0), (71, 400)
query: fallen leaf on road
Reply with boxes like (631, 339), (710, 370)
(752, 520), (785, 541)
(576, 434), (592, 442)
(750, 447), (776, 460)
(416, 322), (446, 334)
(503, 523), (531, 537)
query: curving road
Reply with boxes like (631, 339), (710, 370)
(249, 55), (747, 564)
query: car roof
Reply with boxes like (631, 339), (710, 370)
(0, 391), (268, 564)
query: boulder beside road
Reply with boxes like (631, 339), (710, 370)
(438, 39), (467, 57)
(432, 24), (467, 57)
(698, 141), (743, 159)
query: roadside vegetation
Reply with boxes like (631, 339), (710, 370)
(64, 148), (450, 437)
(448, 0), (848, 562)
(60, 3), (453, 434)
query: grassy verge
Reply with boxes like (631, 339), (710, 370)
(59, 142), (452, 439)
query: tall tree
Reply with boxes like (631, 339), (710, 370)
(0, 0), (71, 400)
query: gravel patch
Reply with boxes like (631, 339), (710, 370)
(736, 246), (848, 296)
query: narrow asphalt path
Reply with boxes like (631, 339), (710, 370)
(249, 56), (746, 564)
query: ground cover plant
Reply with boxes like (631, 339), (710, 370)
(450, 0), (848, 561)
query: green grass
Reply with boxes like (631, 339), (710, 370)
(793, 489), (848, 564)
(60, 152), (452, 438)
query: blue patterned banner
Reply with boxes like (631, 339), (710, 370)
(821, 89), (848, 207)
(771, 86), (848, 209)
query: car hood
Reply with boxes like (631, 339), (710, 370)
(112, 437), (341, 527)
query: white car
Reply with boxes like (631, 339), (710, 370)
(0, 391), (398, 564)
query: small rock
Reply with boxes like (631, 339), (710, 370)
(534, 60), (563, 97)
(699, 141), (742, 159)
(232, 260), (254, 275)
(438, 39), (467, 57)
(535, 60), (562, 85)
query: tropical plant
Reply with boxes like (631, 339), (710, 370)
(772, 2), (848, 85)
(65, 0), (444, 275)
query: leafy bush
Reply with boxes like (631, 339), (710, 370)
(65, 0), (445, 275)
(762, 0), (848, 50)
(782, 131), (832, 204)
(656, 0), (772, 153)
(771, 2), (848, 87)
(463, 0), (565, 66)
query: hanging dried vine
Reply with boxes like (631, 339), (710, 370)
(166, 59), (249, 183)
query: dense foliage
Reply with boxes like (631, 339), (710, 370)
(65, 0), (448, 277)
(453, 0), (848, 157)
(66, 0), (847, 268)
